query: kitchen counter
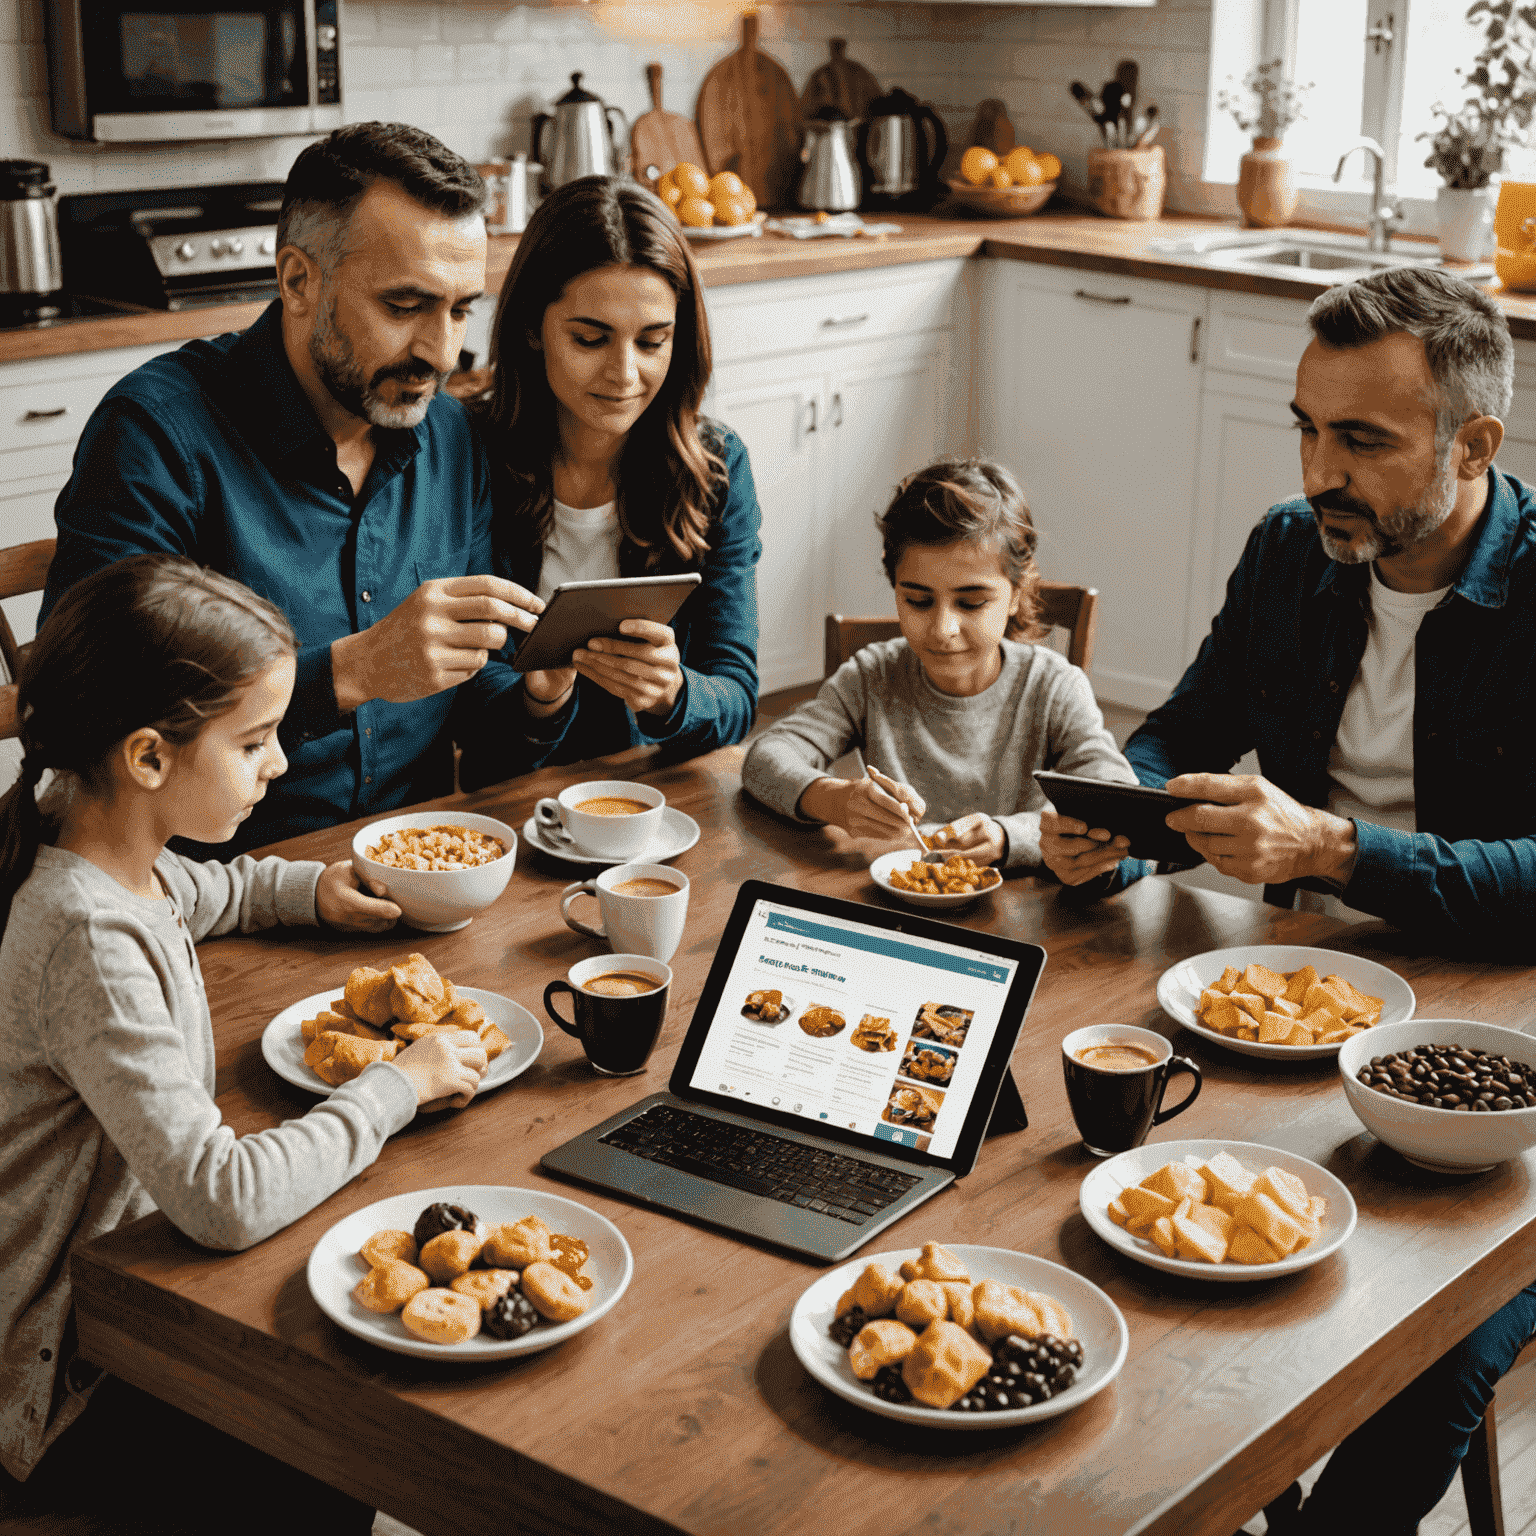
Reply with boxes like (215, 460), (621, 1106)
(9, 205), (1536, 365)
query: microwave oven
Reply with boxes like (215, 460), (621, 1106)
(46, 0), (341, 142)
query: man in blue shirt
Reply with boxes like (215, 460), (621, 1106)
(42, 123), (543, 861)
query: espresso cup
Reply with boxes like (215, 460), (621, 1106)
(544, 953), (671, 1076)
(560, 863), (689, 962)
(1061, 1024), (1202, 1157)
(534, 779), (666, 860)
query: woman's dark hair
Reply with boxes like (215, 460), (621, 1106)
(877, 458), (1046, 642)
(0, 555), (296, 931)
(478, 175), (724, 569)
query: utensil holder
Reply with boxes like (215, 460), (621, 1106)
(1087, 145), (1166, 221)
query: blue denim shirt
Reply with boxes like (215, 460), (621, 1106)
(1125, 469), (1536, 954)
(42, 301), (532, 853)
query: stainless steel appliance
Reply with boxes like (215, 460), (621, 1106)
(797, 109), (861, 213)
(859, 88), (947, 211)
(531, 74), (626, 191)
(45, 0), (340, 143)
(0, 161), (64, 297)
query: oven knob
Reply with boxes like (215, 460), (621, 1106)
(209, 238), (228, 257)
(259, 235), (276, 256)
(176, 241), (196, 261)
(228, 238), (244, 256)
(318, 23), (336, 48)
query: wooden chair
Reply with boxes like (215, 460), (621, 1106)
(0, 537), (54, 740)
(823, 580), (1100, 680)
(1462, 1335), (1536, 1536)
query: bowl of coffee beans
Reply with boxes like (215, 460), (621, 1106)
(1339, 1021), (1536, 1173)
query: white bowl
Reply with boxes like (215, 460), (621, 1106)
(1339, 1020), (1536, 1173)
(352, 812), (517, 933)
(869, 849), (1001, 909)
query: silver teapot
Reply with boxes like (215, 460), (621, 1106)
(531, 73), (627, 192)
(797, 110), (861, 213)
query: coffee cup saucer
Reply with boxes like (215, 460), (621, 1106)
(521, 806), (700, 867)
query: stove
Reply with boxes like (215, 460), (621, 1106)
(0, 292), (141, 330)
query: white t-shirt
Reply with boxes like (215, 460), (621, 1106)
(535, 497), (621, 601)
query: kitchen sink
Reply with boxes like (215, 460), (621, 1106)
(1237, 245), (1410, 271)
(1145, 230), (1488, 284)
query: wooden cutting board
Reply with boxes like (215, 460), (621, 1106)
(968, 98), (1016, 155)
(800, 38), (882, 122)
(630, 62), (707, 187)
(695, 12), (803, 211)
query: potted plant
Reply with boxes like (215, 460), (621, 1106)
(1217, 60), (1313, 228)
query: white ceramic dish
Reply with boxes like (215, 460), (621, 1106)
(683, 214), (765, 240)
(789, 1243), (1128, 1428)
(1339, 1019), (1536, 1173)
(307, 1185), (632, 1360)
(1157, 945), (1415, 1061)
(261, 986), (542, 1099)
(351, 812), (517, 933)
(1079, 1138), (1356, 1281)
(869, 849), (1001, 910)
(522, 806), (699, 867)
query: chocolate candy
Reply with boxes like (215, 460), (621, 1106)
(482, 1291), (540, 1340)
(1357, 1045), (1536, 1112)
(413, 1202), (480, 1249)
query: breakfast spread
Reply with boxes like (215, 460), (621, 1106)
(887, 854), (1000, 896)
(828, 1243), (1083, 1412)
(1357, 1044), (1536, 1111)
(1106, 1153), (1328, 1265)
(742, 988), (788, 1022)
(365, 825), (507, 870)
(799, 1004), (846, 1039)
(352, 1202), (592, 1345)
(1196, 962), (1383, 1046)
(851, 1014), (897, 1052)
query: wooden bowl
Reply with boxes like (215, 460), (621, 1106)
(944, 178), (1056, 217)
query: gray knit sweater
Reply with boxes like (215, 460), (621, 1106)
(742, 639), (1137, 868)
(0, 845), (417, 1479)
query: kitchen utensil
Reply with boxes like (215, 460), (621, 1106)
(798, 108), (862, 212)
(861, 86), (948, 208)
(1069, 81), (1104, 130)
(801, 38), (882, 123)
(1135, 106), (1161, 148)
(966, 98), (1016, 156)
(1115, 59), (1139, 143)
(866, 764), (932, 854)
(1099, 84), (1126, 147)
(0, 161), (63, 297)
(696, 12), (802, 211)
(630, 62), (706, 188)
(531, 73), (627, 192)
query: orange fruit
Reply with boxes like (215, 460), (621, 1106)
(960, 146), (998, 186)
(654, 168), (677, 198)
(714, 193), (753, 227)
(1011, 158), (1046, 188)
(987, 167), (1013, 189)
(673, 162), (710, 199)
(659, 181), (684, 209)
(708, 171), (744, 202)
(1036, 152), (1062, 182)
(1002, 147), (1037, 182)
(676, 195), (716, 229)
(739, 183), (758, 215)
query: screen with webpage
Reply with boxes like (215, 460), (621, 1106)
(688, 898), (1021, 1160)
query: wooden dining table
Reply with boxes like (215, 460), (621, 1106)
(71, 745), (1536, 1536)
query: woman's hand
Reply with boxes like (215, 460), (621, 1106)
(1039, 809), (1131, 886)
(392, 1027), (488, 1111)
(315, 861), (401, 931)
(523, 664), (578, 719)
(573, 619), (684, 718)
(798, 767), (926, 840)
(930, 812), (1006, 867)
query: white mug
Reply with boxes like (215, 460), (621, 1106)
(561, 863), (689, 962)
(535, 779), (665, 859)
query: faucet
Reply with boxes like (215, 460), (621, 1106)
(1334, 138), (1401, 253)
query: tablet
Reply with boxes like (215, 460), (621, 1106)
(512, 573), (702, 674)
(1033, 770), (1207, 867)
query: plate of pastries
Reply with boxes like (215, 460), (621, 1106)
(869, 848), (1001, 909)
(307, 1186), (632, 1360)
(261, 951), (542, 1097)
(1158, 945), (1415, 1061)
(789, 1240), (1127, 1427)
(1079, 1140), (1357, 1281)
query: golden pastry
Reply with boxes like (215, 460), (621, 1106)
(389, 953), (450, 1025)
(549, 1233), (592, 1290)
(521, 1261), (589, 1322)
(441, 997), (486, 1031)
(449, 1269), (519, 1309)
(894, 1279), (949, 1329)
(418, 1229), (484, 1283)
(344, 966), (397, 1027)
(798, 1004), (846, 1039)
(401, 1287), (481, 1343)
(971, 1280), (1049, 1344)
(851, 1014), (897, 1053)
(482, 1215), (553, 1269)
(901, 1319), (992, 1409)
(476, 1020), (510, 1061)
(937, 1280), (975, 1331)
(303, 1030), (398, 1087)
(845, 1262), (904, 1318)
(353, 1259), (429, 1314)
(359, 1229), (417, 1268)
(848, 1319), (918, 1379)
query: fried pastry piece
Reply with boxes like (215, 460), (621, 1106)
(848, 1319), (918, 1379)
(353, 1259), (429, 1314)
(301, 1010), (350, 1043)
(418, 1229), (484, 1283)
(482, 1215), (554, 1269)
(901, 1319), (992, 1409)
(440, 997), (485, 1032)
(344, 967), (398, 1027)
(846, 1262), (905, 1318)
(303, 1030), (398, 1086)
(389, 954), (449, 1025)
(549, 1233), (592, 1290)
(744, 988), (784, 1020)
(894, 1280), (948, 1329)
(476, 1020), (510, 1062)
(450, 1269), (518, 1309)
(401, 1288), (480, 1343)
(521, 1261), (589, 1322)
(360, 1229), (417, 1269)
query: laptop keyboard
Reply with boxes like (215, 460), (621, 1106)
(598, 1105), (922, 1224)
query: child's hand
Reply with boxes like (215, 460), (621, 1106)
(846, 766), (927, 840)
(316, 861), (401, 932)
(930, 812), (1006, 867)
(1040, 809), (1130, 886)
(393, 1027), (488, 1111)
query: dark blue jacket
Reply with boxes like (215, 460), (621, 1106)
(1125, 470), (1536, 953)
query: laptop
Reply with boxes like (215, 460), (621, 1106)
(541, 880), (1047, 1262)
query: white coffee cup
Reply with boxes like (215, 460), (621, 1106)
(535, 779), (665, 859)
(561, 862), (689, 962)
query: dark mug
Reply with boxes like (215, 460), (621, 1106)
(1060, 1024), (1202, 1157)
(544, 954), (672, 1076)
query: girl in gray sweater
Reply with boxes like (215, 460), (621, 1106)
(0, 556), (487, 1528)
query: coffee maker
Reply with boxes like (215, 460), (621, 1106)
(0, 161), (63, 300)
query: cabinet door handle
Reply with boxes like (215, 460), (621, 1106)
(1189, 315), (1202, 364)
(1073, 289), (1132, 306)
(831, 391), (843, 428)
(805, 398), (818, 434)
(820, 312), (869, 328)
(24, 406), (68, 420)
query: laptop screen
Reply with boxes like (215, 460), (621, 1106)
(685, 892), (1024, 1161)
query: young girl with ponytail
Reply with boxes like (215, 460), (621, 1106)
(0, 554), (487, 1532)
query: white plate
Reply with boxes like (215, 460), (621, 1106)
(307, 1185), (632, 1360)
(869, 849), (1001, 909)
(683, 214), (765, 240)
(521, 806), (701, 867)
(1079, 1139), (1357, 1282)
(261, 986), (543, 1098)
(790, 1244), (1127, 1428)
(1157, 945), (1415, 1061)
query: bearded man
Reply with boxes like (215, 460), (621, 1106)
(1042, 266), (1536, 955)
(41, 123), (544, 863)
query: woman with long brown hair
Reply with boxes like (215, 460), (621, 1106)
(461, 175), (760, 782)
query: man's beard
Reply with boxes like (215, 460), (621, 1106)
(308, 293), (445, 429)
(1310, 444), (1458, 564)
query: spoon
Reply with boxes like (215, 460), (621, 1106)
(866, 765), (943, 862)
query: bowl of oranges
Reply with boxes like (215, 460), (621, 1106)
(651, 162), (763, 239)
(946, 145), (1060, 217)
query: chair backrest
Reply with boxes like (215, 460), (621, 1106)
(823, 579), (1100, 679)
(0, 537), (55, 740)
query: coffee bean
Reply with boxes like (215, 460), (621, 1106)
(1361, 1043), (1536, 1114)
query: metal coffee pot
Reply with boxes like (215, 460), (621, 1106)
(797, 109), (861, 213)
(0, 160), (63, 297)
(531, 73), (627, 192)
(860, 88), (948, 209)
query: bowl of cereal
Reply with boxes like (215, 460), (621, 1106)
(870, 850), (1002, 909)
(352, 813), (517, 932)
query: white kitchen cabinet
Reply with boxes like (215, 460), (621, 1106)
(1498, 343), (1536, 485)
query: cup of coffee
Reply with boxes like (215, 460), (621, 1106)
(544, 954), (671, 1076)
(1060, 1024), (1202, 1157)
(534, 779), (665, 860)
(560, 863), (689, 962)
